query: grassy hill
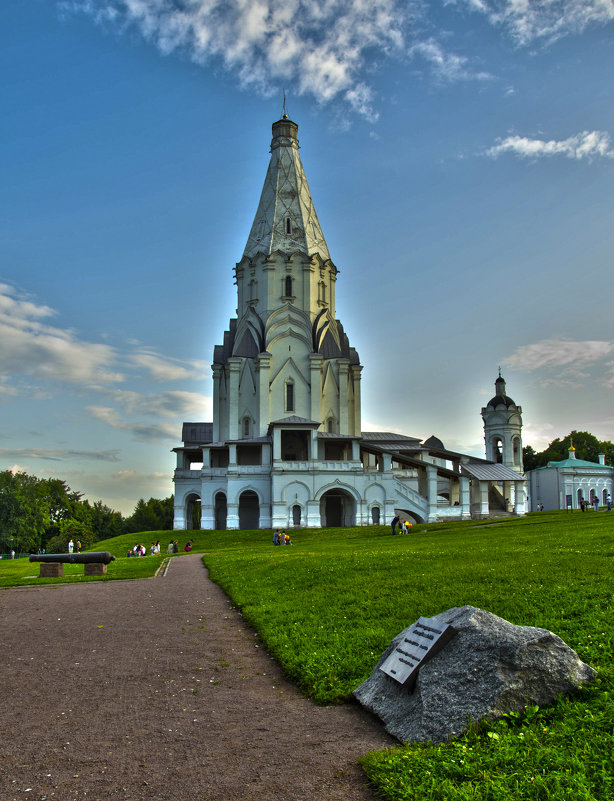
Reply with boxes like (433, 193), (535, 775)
(2, 511), (612, 799)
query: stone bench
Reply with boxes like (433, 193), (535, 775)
(29, 552), (116, 577)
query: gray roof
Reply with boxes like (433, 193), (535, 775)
(270, 416), (321, 427)
(182, 422), (213, 444)
(361, 432), (422, 444)
(462, 462), (525, 482)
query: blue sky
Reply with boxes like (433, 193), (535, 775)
(2, 0), (614, 514)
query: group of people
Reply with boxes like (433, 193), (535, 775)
(127, 539), (193, 557)
(390, 516), (413, 535)
(272, 529), (292, 546)
(579, 495), (612, 512)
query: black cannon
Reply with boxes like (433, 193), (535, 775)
(29, 551), (116, 577)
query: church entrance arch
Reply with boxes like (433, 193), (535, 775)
(185, 493), (201, 530)
(214, 492), (227, 530)
(239, 490), (260, 529)
(320, 489), (355, 527)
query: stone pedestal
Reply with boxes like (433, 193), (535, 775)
(40, 563), (63, 577)
(84, 563), (107, 576)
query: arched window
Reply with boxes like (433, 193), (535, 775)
(285, 275), (293, 297)
(371, 506), (380, 525)
(242, 417), (251, 438)
(319, 280), (326, 303)
(285, 381), (294, 412)
(327, 417), (335, 434)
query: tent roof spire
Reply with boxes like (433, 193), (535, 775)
(242, 118), (330, 261)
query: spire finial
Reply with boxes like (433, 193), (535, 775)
(498, 366), (502, 378)
(282, 89), (288, 119)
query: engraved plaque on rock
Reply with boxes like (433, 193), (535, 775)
(379, 617), (456, 687)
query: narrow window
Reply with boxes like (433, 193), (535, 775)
(285, 275), (293, 297)
(286, 382), (294, 412)
(243, 417), (251, 438)
(327, 418), (334, 433)
(286, 217), (292, 234)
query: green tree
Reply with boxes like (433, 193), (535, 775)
(87, 500), (125, 541)
(125, 496), (174, 533)
(525, 431), (614, 470)
(0, 471), (50, 553)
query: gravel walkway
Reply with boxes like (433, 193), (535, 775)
(1, 554), (393, 800)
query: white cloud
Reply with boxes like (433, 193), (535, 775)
(129, 350), (206, 381)
(101, 388), (211, 417)
(64, 0), (408, 119)
(0, 283), (123, 384)
(86, 404), (184, 441)
(409, 38), (492, 82)
(503, 338), (614, 370)
(451, 0), (614, 46)
(0, 447), (121, 462)
(486, 130), (614, 160)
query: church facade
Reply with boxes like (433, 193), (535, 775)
(172, 117), (526, 530)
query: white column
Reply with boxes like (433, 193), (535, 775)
(459, 476), (471, 519)
(256, 353), (271, 436)
(350, 364), (363, 436)
(309, 354), (323, 423)
(338, 361), (349, 434)
(273, 428), (282, 461)
(306, 499), (320, 527)
(227, 358), (242, 441)
(427, 465), (438, 522)
(212, 364), (223, 442)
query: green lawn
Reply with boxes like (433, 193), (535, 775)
(1, 511), (612, 799)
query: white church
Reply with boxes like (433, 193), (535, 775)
(172, 116), (527, 530)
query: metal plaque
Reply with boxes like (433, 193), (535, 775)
(379, 617), (456, 687)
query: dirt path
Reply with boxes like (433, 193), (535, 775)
(0, 555), (393, 800)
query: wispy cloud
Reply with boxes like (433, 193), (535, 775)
(86, 405), (180, 441)
(408, 38), (492, 82)
(129, 350), (206, 381)
(0, 283), (206, 395)
(452, 0), (614, 46)
(99, 388), (211, 418)
(503, 338), (614, 370)
(85, 389), (210, 441)
(503, 338), (614, 389)
(0, 447), (121, 462)
(486, 130), (614, 161)
(0, 283), (122, 384)
(62, 0), (409, 120)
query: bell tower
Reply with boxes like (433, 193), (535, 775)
(481, 371), (523, 472)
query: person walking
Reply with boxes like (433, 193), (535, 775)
(390, 515), (399, 536)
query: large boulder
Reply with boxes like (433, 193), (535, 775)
(353, 605), (595, 744)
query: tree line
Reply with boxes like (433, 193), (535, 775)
(0, 470), (174, 554)
(523, 430), (614, 472)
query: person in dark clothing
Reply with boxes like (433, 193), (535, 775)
(391, 515), (400, 535)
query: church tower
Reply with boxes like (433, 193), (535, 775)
(172, 117), (527, 530)
(481, 372), (523, 472)
(211, 116), (362, 445)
